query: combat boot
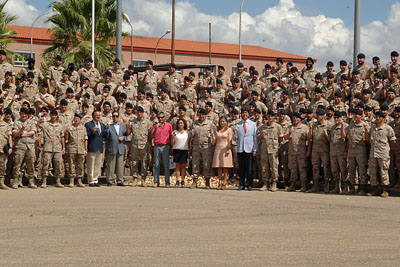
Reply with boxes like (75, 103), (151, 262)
(140, 177), (146, 187)
(347, 184), (356, 195)
(270, 182), (277, 192)
(0, 178), (9, 190)
(260, 181), (268, 191)
(358, 185), (366, 196)
(11, 178), (18, 189)
(77, 178), (85, 188)
(41, 177), (47, 188)
(68, 178), (74, 188)
(299, 182), (307, 192)
(330, 180), (340, 194)
(308, 181), (319, 193)
(340, 181), (349, 195)
(286, 182), (296, 192)
(190, 178), (198, 189)
(324, 180), (329, 194)
(28, 178), (37, 189)
(205, 178), (211, 189)
(55, 178), (64, 188)
(381, 187), (389, 198)
(18, 177), (23, 187)
(367, 186), (379, 196)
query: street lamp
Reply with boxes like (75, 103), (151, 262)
(125, 16), (134, 65)
(155, 30), (171, 65)
(239, 0), (245, 62)
(30, 11), (52, 58)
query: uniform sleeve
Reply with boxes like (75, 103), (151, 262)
(46, 68), (52, 79)
(278, 125), (284, 138)
(388, 127), (396, 141)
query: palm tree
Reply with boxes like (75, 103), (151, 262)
(44, 0), (126, 72)
(0, 0), (22, 63)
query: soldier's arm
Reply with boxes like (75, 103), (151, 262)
(364, 126), (370, 143)
(61, 136), (66, 152)
(340, 123), (346, 139)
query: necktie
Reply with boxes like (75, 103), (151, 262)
(244, 121), (247, 133)
(97, 122), (101, 134)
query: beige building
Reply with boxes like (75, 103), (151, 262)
(8, 25), (309, 76)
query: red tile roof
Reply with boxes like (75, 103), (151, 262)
(8, 25), (309, 62)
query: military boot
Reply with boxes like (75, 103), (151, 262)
(358, 185), (366, 196)
(41, 177), (47, 188)
(0, 178), (9, 190)
(68, 178), (74, 188)
(140, 177), (146, 187)
(381, 187), (389, 198)
(77, 178), (85, 188)
(367, 186), (379, 196)
(300, 182), (307, 192)
(330, 180), (340, 194)
(190, 178), (198, 189)
(270, 182), (277, 192)
(347, 184), (356, 195)
(324, 180), (329, 194)
(18, 177), (23, 187)
(11, 178), (18, 189)
(340, 181), (349, 195)
(205, 178), (211, 189)
(28, 178), (37, 189)
(308, 180), (319, 193)
(55, 178), (64, 188)
(260, 181), (268, 191)
(286, 182), (296, 192)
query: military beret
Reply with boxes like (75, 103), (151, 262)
(334, 111), (341, 117)
(178, 106), (186, 111)
(391, 51), (399, 57)
(314, 87), (323, 93)
(103, 101), (111, 107)
(237, 62), (244, 67)
(82, 103), (89, 108)
(86, 57), (93, 62)
(66, 87), (74, 93)
(317, 105), (326, 110)
(41, 81), (49, 88)
(74, 113), (82, 119)
(276, 58), (283, 63)
(62, 70), (70, 75)
(391, 68), (398, 74)
(291, 67), (298, 72)
(103, 85), (111, 90)
(228, 94), (235, 101)
(123, 74), (130, 80)
(233, 77), (240, 83)
(249, 102), (257, 108)
(254, 108), (261, 114)
(113, 58), (120, 64)
(119, 92), (127, 98)
(198, 108), (206, 114)
(372, 56), (380, 62)
(395, 106), (400, 113)
(205, 88), (212, 95)
(354, 93), (362, 100)
(306, 108), (313, 114)
(293, 79), (300, 85)
(189, 71), (196, 76)
(136, 106), (144, 112)
(183, 75), (191, 81)
(357, 53), (365, 59)
(55, 55), (62, 61)
(83, 93), (90, 99)
(216, 78), (223, 85)
(271, 77), (278, 83)
(68, 63), (75, 70)
(315, 73), (323, 80)
(380, 103), (389, 111)
(327, 61), (334, 66)
(375, 111), (385, 118)
(352, 69), (360, 75)
(125, 103), (133, 108)
(205, 101), (213, 107)
(267, 109), (276, 116)
(362, 89), (372, 94)
(4, 108), (12, 115)
(316, 109), (325, 116)
(205, 66), (212, 71)
(353, 109), (363, 115)
(287, 62), (293, 67)
(180, 94), (187, 100)
(282, 89), (289, 95)
(251, 90), (259, 96)
(298, 88), (306, 93)
(50, 109), (58, 115)
(253, 70), (259, 76)
(277, 102), (284, 108)
(147, 60), (153, 66)
(339, 60), (347, 66)
(16, 87), (24, 93)
(138, 89), (145, 95)
(27, 57), (35, 63)
(299, 108), (306, 114)
(327, 73), (335, 79)
(341, 74), (349, 80)
(170, 63), (177, 69)
(388, 88), (396, 94)
(293, 112), (303, 119)
(365, 105), (373, 111)
(327, 106), (335, 112)
(306, 57), (314, 63)
(60, 99), (68, 106)
(0, 50), (6, 56)
(83, 77), (90, 81)
(334, 91), (343, 97)
(232, 108), (239, 115)
(264, 64), (272, 69)
(104, 71), (112, 77)
(29, 108), (36, 115)
(217, 66), (225, 71)
(279, 109), (287, 115)
(161, 88), (169, 94)
(357, 102), (365, 109)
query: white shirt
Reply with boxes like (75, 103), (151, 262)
(113, 122), (120, 135)
(172, 130), (189, 150)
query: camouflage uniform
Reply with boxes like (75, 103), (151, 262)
(65, 124), (87, 185)
(288, 123), (309, 187)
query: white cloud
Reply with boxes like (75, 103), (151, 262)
(8, 0), (400, 71)
(4, 0), (48, 27)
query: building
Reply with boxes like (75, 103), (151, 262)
(8, 25), (309, 76)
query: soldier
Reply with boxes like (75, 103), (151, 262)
(190, 108), (215, 189)
(285, 112), (309, 192)
(301, 57), (319, 90)
(348, 69), (366, 100)
(134, 89), (152, 118)
(66, 63), (80, 87)
(19, 58), (44, 85)
(366, 111), (396, 197)
(38, 109), (65, 188)
(34, 81), (56, 111)
(95, 85), (117, 111)
(246, 90), (268, 115)
(127, 106), (153, 187)
(344, 108), (370, 195)
(265, 77), (282, 111)
(199, 66), (216, 99)
(321, 61), (337, 85)
(244, 70), (264, 99)
(388, 106), (400, 188)
(155, 88), (174, 121)
(58, 99), (74, 129)
(335, 60), (349, 85)
(12, 108), (37, 189)
(308, 109), (331, 193)
(0, 110), (13, 189)
(259, 110), (283, 192)
(141, 60), (160, 96)
(0, 50), (14, 83)
(310, 87), (329, 113)
(230, 62), (250, 86)
(205, 102), (219, 126)
(115, 74), (137, 104)
(171, 106), (193, 130)
(109, 58), (124, 85)
(362, 89), (380, 111)
(46, 55), (64, 94)
(78, 57), (101, 88)
(162, 63), (182, 99)
(179, 76), (197, 108)
(277, 110), (291, 188)
(332, 91), (349, 115)
(53, 70), (74, 105)
(353, 53), (370, 81)
(65, 113), (87, 187)
(22, 72), (38, 104)
(326, 111), (348, 194)
(212, 79), (226, 113)
(216, 65), (232, 90)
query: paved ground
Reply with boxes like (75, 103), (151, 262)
(1, 186), (400, 267)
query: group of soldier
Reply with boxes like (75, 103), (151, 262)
(1, 48), (400, 197)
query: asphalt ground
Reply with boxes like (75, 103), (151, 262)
(1, 186), (400, 267)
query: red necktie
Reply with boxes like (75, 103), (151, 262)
(244, 121), (247, 133)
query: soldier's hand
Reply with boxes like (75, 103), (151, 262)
(364, 124), (368, 131)
(387, 63), (391, 70)
(348, 63), (352, 70)
(306, 151), (311, 157)
(8, 148), (12, 155)
(93, 126), (98, 133)
(21, 123), (27, 129)
(62, 148), (65, 155)
(308, 121), (313, 128)
(190, 130), (195, 138)
(65, 126), (70, 132)
(84, 150), (88, 156)
(344, 151), (348, 159)
(118, 136), (124, 142)
(252, 151), (257, 157)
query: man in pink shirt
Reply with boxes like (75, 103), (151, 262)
(150, 112), (173, 187)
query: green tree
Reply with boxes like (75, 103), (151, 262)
(0, 0), (22, 63)
(44, 0), (126, 72)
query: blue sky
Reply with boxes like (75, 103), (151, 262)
(25, 0), (396, 27)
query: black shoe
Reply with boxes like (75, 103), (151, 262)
(247, 186), (253, 191)
(89, 183), (96, 187)
(117, 182), (125, 187)
(95, 183), (100, 187)
(238, 186), (245, 191)
(107, 182), (113, 187)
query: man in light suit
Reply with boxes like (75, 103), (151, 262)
(85, 110), (107, 187)
(104, 111), (127, 186)
(234, 108), (258, 190)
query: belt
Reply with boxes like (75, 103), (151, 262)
(155, 144), (168, 147)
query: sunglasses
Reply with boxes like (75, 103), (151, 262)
(158, 117), (165, 119)
(113, 115), (119, 118)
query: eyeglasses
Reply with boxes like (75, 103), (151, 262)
(112, 115), (119, 118)
(158, 117), (165, 119)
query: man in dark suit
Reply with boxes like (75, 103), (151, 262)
(85, 110), (106, 187)
(104, 111), (127, 186)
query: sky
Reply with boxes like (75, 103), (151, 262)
(5, 0), (400, 69)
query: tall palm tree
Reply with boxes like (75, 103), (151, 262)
(0, 0), (22, 63)
(44, 0), (125, 72)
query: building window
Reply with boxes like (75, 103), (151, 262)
(200, 66), (216, 74)
(13, 51), (34, 67)
(166, 61), (184, 74)
(132, 59), (147, 68)
(232, 65), (247, 74)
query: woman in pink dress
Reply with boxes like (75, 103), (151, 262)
(211, 116), (233, 190)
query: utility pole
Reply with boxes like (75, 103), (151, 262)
(171, 0), (175, 64)
(116, 0), (122, 69)
(353, 0), (360, 66)
(209, 23), (212, 64)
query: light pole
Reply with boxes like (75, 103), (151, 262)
(353, 0), (360, 66)
(125, 16), (134, 65)
(239, 0), (245, 62)
(92, 0), (95, 67)
(155, 30), (171, 65)
(116, 0), (122, 68)
(30, 11), (52, 58)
